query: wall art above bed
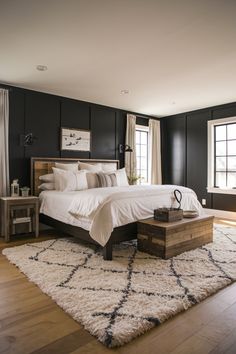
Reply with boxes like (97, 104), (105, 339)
(61, 127), (91, 152)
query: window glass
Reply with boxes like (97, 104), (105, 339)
(228, 173), (236, 188)
(215, 157), (226, 171)
(215, 172), (226, 187)
(227, 140), (236, 156)
(136, 131), (140, 144)
(228, 157), (236, 171)
(140, 170), (148, 181)
(141, 132), (147, 144)
(215, 141), (226, 156)
(140, 145), (147, 157)
(215, 125), (226, 141)
(140, 157), (147, 169)
(227, 124), (236, 140)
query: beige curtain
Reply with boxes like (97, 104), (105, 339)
(0, 89), (9, 196)
(125, 114), (136, 179)
(149, 119), (162, 184)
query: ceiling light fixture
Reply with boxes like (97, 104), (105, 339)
(121, 89), (129, 95)
(36, 65), (48, 71)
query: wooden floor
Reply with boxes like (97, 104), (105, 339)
(0, 220), (236, 354)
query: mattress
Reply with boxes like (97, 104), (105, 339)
(39, 185), (203, 247)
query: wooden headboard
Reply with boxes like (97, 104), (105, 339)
(31, 157), (120, 196)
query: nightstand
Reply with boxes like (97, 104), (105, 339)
(0, 196), (39, 242)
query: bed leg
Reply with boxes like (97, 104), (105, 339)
(103, 241), (113, 261)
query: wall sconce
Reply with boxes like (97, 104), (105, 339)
(119, 144), (133, 154)
(20, 133), (37, 147)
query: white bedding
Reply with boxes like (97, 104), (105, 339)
(39, 191), (91, 231)
(39, 185), (203, 247)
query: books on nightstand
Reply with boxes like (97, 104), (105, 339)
(12, 217), (31, 224)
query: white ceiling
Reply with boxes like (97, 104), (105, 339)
(1, 0), (236, 117)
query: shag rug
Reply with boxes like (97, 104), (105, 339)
(2, 224), (236, 347)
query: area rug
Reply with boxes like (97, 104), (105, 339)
(2, 224), (236, 347)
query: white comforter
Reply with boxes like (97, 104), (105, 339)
(67, 185), (203, 246)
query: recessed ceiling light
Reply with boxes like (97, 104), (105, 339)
(121, 89), (129, 95)
(36, 65), (48, 71)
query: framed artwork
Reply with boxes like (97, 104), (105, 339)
(60, 127), (91, 151)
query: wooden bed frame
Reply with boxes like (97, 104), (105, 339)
(31, 157), (137, 260)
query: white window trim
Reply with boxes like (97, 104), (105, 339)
(207, 116), (236, 195)
(136, 124), (149, 132)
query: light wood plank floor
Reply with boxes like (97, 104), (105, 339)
(0, 220), (236, 354)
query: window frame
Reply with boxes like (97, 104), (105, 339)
(208, 116), (236, 195)
(135, 124), (149, 184)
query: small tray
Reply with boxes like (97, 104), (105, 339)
(183, 210), (199, 218)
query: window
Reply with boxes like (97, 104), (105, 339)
(136, 125), (149, 184)
(208, 117), (236, 194)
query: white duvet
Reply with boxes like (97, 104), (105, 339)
(40, 185), (203, 246)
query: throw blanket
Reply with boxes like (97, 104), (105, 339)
(68, 185), (203, 246)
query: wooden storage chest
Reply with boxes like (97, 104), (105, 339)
(137, 215), (214, 259)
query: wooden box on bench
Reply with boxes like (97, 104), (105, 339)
(154, 207), (183, 222)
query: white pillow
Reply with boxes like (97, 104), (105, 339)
(114, 168), (129, 186)
(55, 162), (78, 171)
(78, 161), (102, 172)
(86, 172), (100, 189)
(39, 173), (54, 182)
(96, 172), (117, 187)
(38, 182), (55, 190)
(52, 167), (88, 191)
(102, 164), (117, 173)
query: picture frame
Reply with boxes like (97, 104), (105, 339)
(60, 127), (91, 152)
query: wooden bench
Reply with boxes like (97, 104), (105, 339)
(137, 215), (214, 259)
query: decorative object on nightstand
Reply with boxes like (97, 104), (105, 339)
(11, 179), (20, 197)
(0, 196), (39, 242)
(20, 186), (30, 197)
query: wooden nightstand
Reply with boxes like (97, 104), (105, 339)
(0, 196), (39, 242)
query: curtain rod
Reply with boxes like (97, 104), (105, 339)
(127, 112), (149, 119)
(127, 112), (159, 120)
(0, 86), (12, 91)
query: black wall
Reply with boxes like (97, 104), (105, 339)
(6, 83), (236, 212)
(161, 102), (236, 212)
(4, 84), (151, 188)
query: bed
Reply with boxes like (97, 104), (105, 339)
(32, 157), (203, 260)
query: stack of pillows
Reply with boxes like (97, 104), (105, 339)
(38, 161), (129, 192)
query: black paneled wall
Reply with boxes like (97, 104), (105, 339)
(5, 84), (149, 188)
(9, 88), (26, 185)
(90, 106), (116, 160)
(162, 114), (186, 186)
(60, 99), (90, 159)
(161, 102), (236, 212)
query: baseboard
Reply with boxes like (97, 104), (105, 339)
(204, 208), (236, 220)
